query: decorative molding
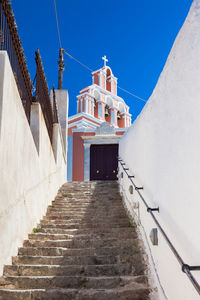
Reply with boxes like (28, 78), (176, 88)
(73, 128), (96, 133)
(68, 112), (103, 124)
(79, 84), (126, 105)
(95, 122), (115, 136)
(82, 137), (120, 144)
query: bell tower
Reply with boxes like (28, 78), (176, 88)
(76, 56), (131, 128)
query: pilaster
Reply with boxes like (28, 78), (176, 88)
(84, 143), (91, 181)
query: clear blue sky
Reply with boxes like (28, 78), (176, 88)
(12, 0), (193, 121)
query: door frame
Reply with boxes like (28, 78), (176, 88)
(82, 137), (120, 181)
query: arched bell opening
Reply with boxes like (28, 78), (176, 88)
(106, 68), (112, 92)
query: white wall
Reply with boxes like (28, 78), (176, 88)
(0, 51), (67, 275)
(119, 1), (200, 299)
(50, 89), (69, 155)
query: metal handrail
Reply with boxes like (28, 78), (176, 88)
(0, 0), (33, 122)
(118, 158), (200, 296)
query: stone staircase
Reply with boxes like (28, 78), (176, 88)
(0, 181), (150, 299)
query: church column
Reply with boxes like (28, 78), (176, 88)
(98, 102), (106, 120)
(84, 96), (88, 113)
(98, 103), (102, 119)
(110, 108), (117, 126)
(80, 98), (83, 113)
(110, 76), (113, 93)
(84, 143), (91, 181)
(102, 72), (106, 89)
(92, 99), (94, 116)
(89, 98), (91, 115)
(99, 71), (102, 87)
(77, 100), (79, 113)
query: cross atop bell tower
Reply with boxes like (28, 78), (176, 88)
(102, 55), (108, 67)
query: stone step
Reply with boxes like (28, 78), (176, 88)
(37, 226), (136, 235)
(12, 255), (121, 266)
(56, 195), (122, 199)
(42, 215), (129, 222)
(0, 275), (148, 290)
(45, 213), (125, 218)
(0, 181), (150, 299)
(4, 263), (138, 277)
(23, 238), (139, 249)
(0, 285), (150, 300)
(28, 231), (137, 241)
(48, 205), (123, 209)
(12, 253), (143, 266)
(48, 207), (124, 213)
(38, 221), (131, 229)
(18, 245), (141, 257)
(51, 202), (123, 208)
(46, 210), (126, 216)
(53, 196), (121, 200)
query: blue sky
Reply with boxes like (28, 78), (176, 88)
(12, 0), (193, 121)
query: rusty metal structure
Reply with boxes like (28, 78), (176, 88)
(58, 48), (65, 89)
(35, 49), (54, 142)
(52, 85), (59, 124)
(0, 0), (33, 122)
(1, 0), (59, 143)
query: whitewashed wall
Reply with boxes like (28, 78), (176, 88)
(119, 1), (200, 299)
(0, 51), (67, 275)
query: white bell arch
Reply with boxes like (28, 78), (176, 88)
(106, 96), (113, 107)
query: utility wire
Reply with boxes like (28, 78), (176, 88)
(117, 86), (146, 103)
(53, 0), (147, 104)
(64, 50), (93, 72)
(53, 0), (62, 48)
(64, 49), (147, 103)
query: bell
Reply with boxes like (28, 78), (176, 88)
(117, 111), (121, 120)
(105, 106), (109, 117)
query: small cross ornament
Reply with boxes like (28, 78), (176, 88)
(102, 55), (108, 67)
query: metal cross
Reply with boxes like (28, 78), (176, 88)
(102, 55), (108, 67)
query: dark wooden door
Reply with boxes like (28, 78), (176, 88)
(90, 144), (118, 180)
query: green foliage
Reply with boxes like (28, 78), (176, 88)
(32, 228), (39, 233)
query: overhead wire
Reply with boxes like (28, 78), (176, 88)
(53, 0), (62, 48)
(117, 86), (147, 103)
(64, 50), (93, 72)
(53, 0), (147, 104)
(64, 50), (147, 103)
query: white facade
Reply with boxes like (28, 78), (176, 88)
(0, 52), (67, 275)
(119, 1), (200, 299)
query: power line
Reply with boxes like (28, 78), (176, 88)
(64, 50), (147, 103)
(53, 1), (147, 104)
(117, 86), (147, 103)
(64, 50), (93, 72)
(53, 0), (62, 48)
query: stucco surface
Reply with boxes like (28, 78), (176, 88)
(0, 52), (67, 275)
(119, 1), (200, 299)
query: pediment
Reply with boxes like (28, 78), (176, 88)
(95, 122), (115, 136)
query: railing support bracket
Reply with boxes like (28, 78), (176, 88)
(147, 207), (159, 213)
(182, 264), (200, 273)
(135, 186), (143, 190)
